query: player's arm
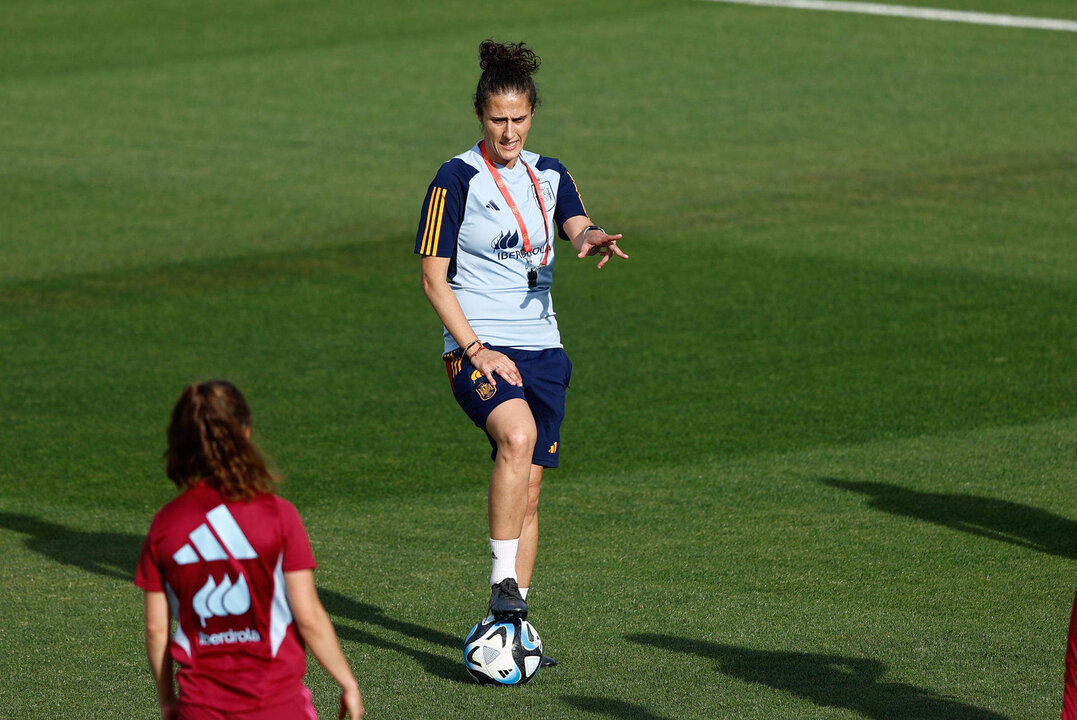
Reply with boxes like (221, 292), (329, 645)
(420, 255), (482, 357)
(420, 255), (523, 388)
(144, 591), (177, 720)
(563, 214), (628, 269)
(544, 159), (626, 268)
(284, 570), (364, 719)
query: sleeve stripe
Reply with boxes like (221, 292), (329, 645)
(420, 188), (435, 254)
(421, 187), (446, 255)
(565, 170), (589, 217)
(421, 188), (438, 255)
(430, 187), (446, 256)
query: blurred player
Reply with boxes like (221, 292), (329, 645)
(1064, 587), (1077, 719)
(1064, 439), (1077, 719)
(135, 380), (363, 719)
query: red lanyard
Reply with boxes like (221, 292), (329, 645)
(479, 140), (551, 267)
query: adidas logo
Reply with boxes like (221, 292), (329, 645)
(548, 442), (558, 454)
(173, 505), (257, 565)
(486, 199), (501, 211)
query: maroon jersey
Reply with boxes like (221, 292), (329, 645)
(135, 481), (317, 712)
(1064, 587), (1077, 720)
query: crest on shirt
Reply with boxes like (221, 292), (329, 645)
(537, 180), (555, 206)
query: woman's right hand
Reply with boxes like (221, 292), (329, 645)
(470, 346), (523, 387)
(339, 685), (364, 719)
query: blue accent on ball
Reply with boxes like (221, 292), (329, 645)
(518, 621), (541, 651)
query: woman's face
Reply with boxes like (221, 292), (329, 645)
(478, 92), (534, 169)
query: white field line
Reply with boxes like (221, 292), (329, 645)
(702, 0), (1077, 32)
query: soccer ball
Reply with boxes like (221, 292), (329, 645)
(463, 615), (543, 685)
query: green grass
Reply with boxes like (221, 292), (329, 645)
(1, 1), (1075, 718)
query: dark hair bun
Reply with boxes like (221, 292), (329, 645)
(479, 40), (540, 76)
(474, 40), (542, 112)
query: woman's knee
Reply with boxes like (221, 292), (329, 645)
(496, 425), (537, 460)
(487, 401), (537, 460)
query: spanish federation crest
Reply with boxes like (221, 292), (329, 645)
(476, 381), (497, 401)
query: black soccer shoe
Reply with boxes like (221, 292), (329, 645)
(539, 655), (557, 668)
(488, 578), (528, 619)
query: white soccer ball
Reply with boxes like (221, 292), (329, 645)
(463, 615), (543, 685)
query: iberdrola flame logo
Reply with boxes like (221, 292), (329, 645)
(192, 574), (251, 627)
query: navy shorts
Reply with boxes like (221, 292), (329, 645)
(443, 345), (572, 468)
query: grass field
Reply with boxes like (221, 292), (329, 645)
(1, 0), (1076, 717)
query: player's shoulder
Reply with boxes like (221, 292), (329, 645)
(433, 146), (482, 186)
(528, 150), (568, 175)
(263, 492), (306, 525)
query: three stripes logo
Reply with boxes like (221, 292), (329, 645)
(420, 187), (447, 256)
(172, 505), (258, 627)
(173, 505), (257, 565)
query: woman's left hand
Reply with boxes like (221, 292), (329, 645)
(576, 229), (628, 269)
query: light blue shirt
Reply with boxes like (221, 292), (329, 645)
(416, 144), (588, 352)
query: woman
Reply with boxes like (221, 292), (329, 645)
(415, 40), (628, 636)
(135, 381), (364, 719)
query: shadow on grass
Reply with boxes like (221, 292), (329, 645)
(820, 478), (1077, 560)
(628, 634), (1010, 720)
(0, 511), (465, 681)
(318, 588), (467, 683)
(0, 511), (134, 580)
(562, 695), (672, 720)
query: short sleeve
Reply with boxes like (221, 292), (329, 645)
(536, 158), (588, 239)
(134, 525), (164, 592)
(415, 159), (475, 258)
(277, 499), (317, 572)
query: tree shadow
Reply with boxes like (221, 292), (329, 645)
(628, 634), (1010, 720)
(562, 695), (672, 720)
(329, 613), (465, 684)
(820, 478), (1077, 560)
(0, 511), (135, 580)
(0, 510), (464, 681)
(318, 588), (467, 684)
